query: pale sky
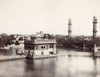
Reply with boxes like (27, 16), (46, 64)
(0, 0), (100, 36)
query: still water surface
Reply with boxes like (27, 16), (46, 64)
(0, 48), (100, 77)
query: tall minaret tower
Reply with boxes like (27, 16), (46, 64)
(68, 19), (72, 38)
(93, 16), (98, 39)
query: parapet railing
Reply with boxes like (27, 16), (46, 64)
(33, 39), (56, 44)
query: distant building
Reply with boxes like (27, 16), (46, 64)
(10, 34), (25, 54)
(84, 36), (92, 41)
(10, 34), (24, 43)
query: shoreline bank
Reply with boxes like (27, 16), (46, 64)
(0, 54), (57, 61)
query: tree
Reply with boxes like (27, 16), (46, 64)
(0, 33), (8, 47)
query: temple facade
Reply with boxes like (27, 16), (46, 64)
(24, 32), (57, 56)
(24, 38), (56, 55)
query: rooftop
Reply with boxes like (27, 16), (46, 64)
(25, 39), (56, 45)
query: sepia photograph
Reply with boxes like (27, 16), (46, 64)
(0, 0), (100, 77)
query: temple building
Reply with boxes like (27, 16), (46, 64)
(24, 31), (57, 56)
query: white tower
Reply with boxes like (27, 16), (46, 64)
(93, 16), (98, 39)
(68, 19), (72, 38)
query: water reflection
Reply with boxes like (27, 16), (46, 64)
(24, 60), (35, 77)
(0, 49), (100, 77)
(24, 58), (57, 77)
(25, 60), (34, 71)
